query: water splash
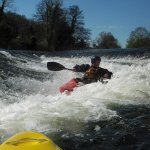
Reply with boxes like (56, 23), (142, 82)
(0, 50), (150, 146)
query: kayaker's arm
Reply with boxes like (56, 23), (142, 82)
(97, 68), (113, 79)
(73, 64), (90, 72)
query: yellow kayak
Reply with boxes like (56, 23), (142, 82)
(0, 131), (62, 150)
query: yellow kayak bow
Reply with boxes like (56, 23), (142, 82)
(0, 131), (62, 150)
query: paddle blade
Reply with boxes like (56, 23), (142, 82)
(47, 62), (65, 71)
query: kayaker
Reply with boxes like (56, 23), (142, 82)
(59, 55), (113, 93)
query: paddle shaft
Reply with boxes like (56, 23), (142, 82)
(65, 68), (74, 71)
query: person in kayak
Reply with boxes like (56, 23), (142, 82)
(59, 55), (113, 93)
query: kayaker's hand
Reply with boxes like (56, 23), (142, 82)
(99, 73), (110, 80)
(72, 68), (77, 72)
(103, 73), (109, 79)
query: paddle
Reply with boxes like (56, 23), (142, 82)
(47, 62), (74, 71)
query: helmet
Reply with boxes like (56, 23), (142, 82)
(91, 55), (101, 64)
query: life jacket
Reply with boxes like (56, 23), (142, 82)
(84, 66), (99, 80)
(76, 66), (113, 84)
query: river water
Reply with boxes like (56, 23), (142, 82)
(0, 48), (150, 150)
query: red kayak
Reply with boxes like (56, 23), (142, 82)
(59, 79), (78, 93)
(59, 78), (109, 93)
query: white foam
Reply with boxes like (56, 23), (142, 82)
(0, 55), (150, 140)
(0, 51), (12, 58)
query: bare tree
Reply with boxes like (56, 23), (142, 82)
(67, 5), (91, 47)
(67, 5), (84, 33)
(35, 0), (63, 51)
(0, 0), (14, 22)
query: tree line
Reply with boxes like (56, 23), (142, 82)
(0, 0), (150, 51)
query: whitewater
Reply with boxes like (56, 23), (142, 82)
(0, 49), (150, 150)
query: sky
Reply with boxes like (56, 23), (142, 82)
(14, 0), (150, 48)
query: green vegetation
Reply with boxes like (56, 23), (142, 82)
(0, 0), (91, 51)
(0, 0), (150, 51)
(126, 27), (150, 48)
(93, 32), (121, 49)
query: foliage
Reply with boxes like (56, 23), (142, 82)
(126, 27), (150, 48)
(0, 0), (91, 51)
(94, 32), (121, 49)
(35, 2), (91, 50)
(0, 12), (45, 50)
(0, 0), (14, 22)
(0, 22), (13, 48)
(35, 0), (63, 50)
(1, 1), (150, 51)
(66, 5), (91, 48)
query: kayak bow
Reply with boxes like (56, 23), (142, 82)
(0, 131), (62, 150)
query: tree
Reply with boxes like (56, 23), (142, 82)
(67, 5), (91, 48)
(126, 27), (150, 48)
(35, 0), (63, 51)
(67, 5), (84, 34)
(0, 22), (13, 48)
(0, 12), (41, 50)
(0, 0), (14, 22)
(95, 32), (121, 49)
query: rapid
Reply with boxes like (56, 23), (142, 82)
(0, 49), (150, 150)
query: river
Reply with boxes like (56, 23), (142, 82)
(0, 48), (149, 150)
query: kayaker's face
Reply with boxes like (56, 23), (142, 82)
(92, 60), (100, 68)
